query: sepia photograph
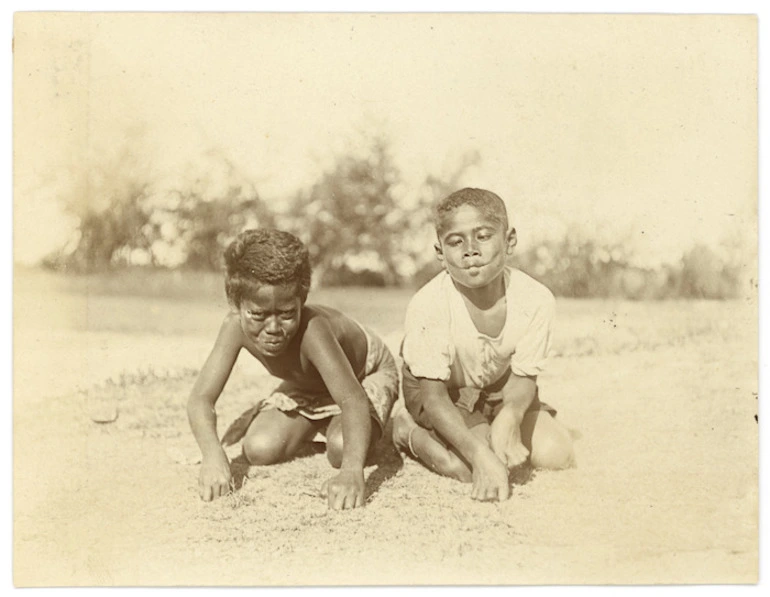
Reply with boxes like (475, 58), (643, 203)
(11, 8), (759, 587)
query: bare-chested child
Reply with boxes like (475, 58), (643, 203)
(187, 229), (398, 510)
(392, 188), (575, 501)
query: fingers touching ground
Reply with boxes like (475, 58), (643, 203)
(199, 477), (232, 502)
(327, 489), (363, 510)
(470, 445), (511, 502)
(322, 470), (366, 510)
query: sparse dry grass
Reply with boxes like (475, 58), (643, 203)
(12, 268), (759, 586)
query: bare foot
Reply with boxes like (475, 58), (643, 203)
(390, 399), (418, 454)
(489, 404), (530, 468)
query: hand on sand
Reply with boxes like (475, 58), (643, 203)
(470, 446), (510, 502)
(199, 450), (232, 501)
(489, 403), (530, 469)
(320, 469), (365, 510)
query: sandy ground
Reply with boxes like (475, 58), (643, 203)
(12, 270), (759, 586)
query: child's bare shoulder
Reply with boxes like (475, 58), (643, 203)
(216, 311), (246, 343)
(302, 304), (357, 337)
(300, 305), (368, 359)
(221, 310), (242, 329)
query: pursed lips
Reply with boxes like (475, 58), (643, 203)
(464, 261), (486, 269)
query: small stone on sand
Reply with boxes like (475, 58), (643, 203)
(88, 400), (118, 423)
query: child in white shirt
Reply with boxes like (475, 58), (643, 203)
(393, 188), (574, 502)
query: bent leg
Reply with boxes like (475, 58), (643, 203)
(242, 408), (322, 465)
(392, 401), (486, 483)
(408, 427), (473, 482)
(520, 410), (575, 470)
(397, 367), (484, 483)
(325, 414), (382, 469)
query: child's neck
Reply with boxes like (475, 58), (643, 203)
(454, 273), (507, 337)
(453, 272), (507, 311)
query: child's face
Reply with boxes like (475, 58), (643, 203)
(435, 204), (516, 290)
(237, 284), (303, 357)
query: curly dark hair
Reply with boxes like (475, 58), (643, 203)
(434, 187), (509, 236)
(224, 228), (312, 306)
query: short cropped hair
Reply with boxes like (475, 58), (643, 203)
(434, 188), (509, 236)
(224, 228), (312, 306)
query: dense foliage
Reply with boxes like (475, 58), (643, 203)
(42, 137), (750, 300)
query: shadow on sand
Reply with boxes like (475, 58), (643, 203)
(365, 423), (405, 502)
(227, 442), (327, 491)
(226, 418), (538, 495)
(509, 463), (535, 486)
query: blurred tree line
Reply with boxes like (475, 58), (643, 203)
(42, 135), (749, 300)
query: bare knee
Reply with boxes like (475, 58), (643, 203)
(530, 430), (574, 470)
(326, 430), (344, 468)
(242, 433), (286, 466)
(326, 416), (380, 468)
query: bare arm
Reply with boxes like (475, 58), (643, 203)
(488, 373), (538, 470)
(417, 378), (487, 462)
(187, 314), (242, 500)
(501, 372), (537, 412)
(418, 378), (510, 501)
(302, 318), (371, 509)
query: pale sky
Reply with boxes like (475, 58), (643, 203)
(12, 11), (758, 266)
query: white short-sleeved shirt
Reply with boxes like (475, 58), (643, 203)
(402, 266), (555, 392)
